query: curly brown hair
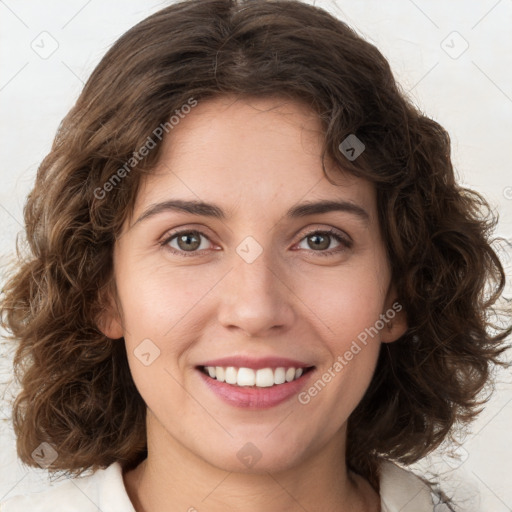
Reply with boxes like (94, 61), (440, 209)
(1, 0), (510, 500)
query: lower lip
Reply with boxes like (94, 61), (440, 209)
(197, 368), (315, 409)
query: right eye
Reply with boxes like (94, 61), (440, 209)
(161, 229), (214, 256)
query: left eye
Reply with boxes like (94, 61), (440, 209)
(161, 228), (351, 257)
(295, 229), (351, 255)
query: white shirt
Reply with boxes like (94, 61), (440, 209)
(1, 460), (452, 511)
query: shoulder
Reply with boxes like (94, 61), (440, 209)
(379, 460), (454, 512)
(0, 463), (135, 512)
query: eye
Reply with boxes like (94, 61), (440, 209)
(295, 228), (352, 257)
(161, 229), (214, 256)
(160, 227), (352, 257)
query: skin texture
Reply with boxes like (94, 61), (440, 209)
(99, 95), (407, 512)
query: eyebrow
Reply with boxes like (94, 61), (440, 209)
(132, 198), (370, 226)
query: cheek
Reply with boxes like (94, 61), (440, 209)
(295, 261), (389, 344)
(116, 261), (221, 399)
(117, 269), (197, 409)
(295, 269), (385, 420)
(115, 258), (213, 339)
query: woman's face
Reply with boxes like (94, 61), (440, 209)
(102, 95), (406, 474)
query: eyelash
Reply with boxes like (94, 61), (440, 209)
(159, 228), (352, 258)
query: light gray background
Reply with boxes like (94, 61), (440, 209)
(1, 1), (511, 510)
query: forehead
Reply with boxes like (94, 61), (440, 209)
(128, 95), (377, 226)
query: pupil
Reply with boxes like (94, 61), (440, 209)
(310, 234), (329, 250)
(179, 233), (200, 251)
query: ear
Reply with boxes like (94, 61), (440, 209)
(380, 284), (407, 343)
(95, 278), (124, 340)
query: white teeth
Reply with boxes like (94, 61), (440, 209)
(237, 367), (255, 386)
(225, 366), (237, 384)
(255, 368), (274, 387)
(274, 367), (286, 384)
(215, 366), (225, 382)
(203, 365), (308, 387)
(285, 367), (296, 382)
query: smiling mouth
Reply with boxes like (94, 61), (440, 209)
(198, 365), (315, 388)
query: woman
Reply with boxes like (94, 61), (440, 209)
(1, 1), (509, 510)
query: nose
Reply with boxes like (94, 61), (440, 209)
(216, 244), (296, 338)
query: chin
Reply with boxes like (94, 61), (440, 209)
(200, 436), (310, 475)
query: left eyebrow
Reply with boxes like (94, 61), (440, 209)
(287, 199), (369, 224)
(132, 198), (370, 227)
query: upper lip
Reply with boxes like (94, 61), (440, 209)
(197, 356), (314, 370)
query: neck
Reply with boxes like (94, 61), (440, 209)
(123, 413), (379, 512)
